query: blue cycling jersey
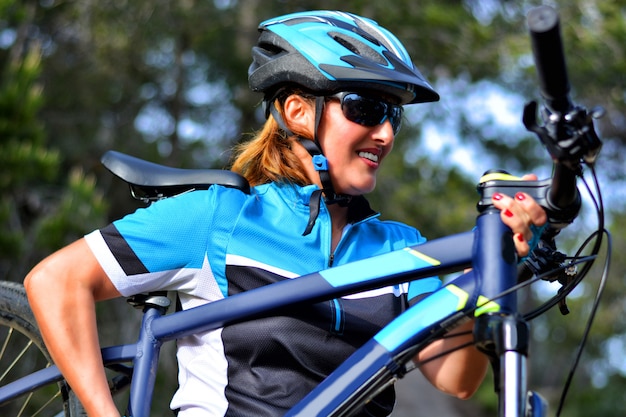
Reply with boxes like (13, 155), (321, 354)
(85, 181), (441, 416)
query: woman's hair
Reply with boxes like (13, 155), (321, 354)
(230, 92), (315, 187)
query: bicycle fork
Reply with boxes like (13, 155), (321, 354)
(475, 314), (546, 417)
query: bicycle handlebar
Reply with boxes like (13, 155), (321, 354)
(478, 6), (602, 231)
(527, 5), (572, 114)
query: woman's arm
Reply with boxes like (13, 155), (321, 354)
(24, 238), (122, 417)
(417, 320), (488, 399)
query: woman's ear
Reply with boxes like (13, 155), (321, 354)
(282, 95), (314, 135)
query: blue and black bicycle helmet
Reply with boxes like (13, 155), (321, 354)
(248, 10), (439, 105)
(248, 11), (440, 235)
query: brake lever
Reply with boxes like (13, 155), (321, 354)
(523, 101), (604, 169)
(519, 235), (578, 316)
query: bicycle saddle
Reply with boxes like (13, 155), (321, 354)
(101, 150), (250, 199)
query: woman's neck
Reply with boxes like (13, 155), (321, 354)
(327, 203), (349, 252)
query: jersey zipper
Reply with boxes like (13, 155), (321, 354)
(327, 224), (353, 335)
(328, 223), (352, 267)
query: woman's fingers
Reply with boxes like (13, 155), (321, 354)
(492, 185), (547, 257)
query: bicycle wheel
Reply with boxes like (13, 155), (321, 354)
(0, 280), (86, 417)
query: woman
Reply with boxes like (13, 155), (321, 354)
(25, 10), (547, 417)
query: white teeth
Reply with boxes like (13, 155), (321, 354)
(358, 151), (379, 162)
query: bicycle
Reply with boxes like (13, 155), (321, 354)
(0, 5), (611, 417)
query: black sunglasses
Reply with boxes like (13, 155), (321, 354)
(330, 92), (404, 135)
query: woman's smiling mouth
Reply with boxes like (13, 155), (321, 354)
(358, 151), (380, 162)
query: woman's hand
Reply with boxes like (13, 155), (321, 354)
(491, 174), (548, 257)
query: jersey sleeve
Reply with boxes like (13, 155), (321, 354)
(84, 189), (220, 297)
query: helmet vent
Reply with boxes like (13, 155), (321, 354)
(329, 32), (386, 66)
(258, 40), (286, 57)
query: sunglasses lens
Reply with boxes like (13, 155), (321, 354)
(340, 93), (402, 134)
(388, 106), (403, 134)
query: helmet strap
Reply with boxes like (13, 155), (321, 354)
(268, 99), (352, 236)
(311, 97), (353, 206)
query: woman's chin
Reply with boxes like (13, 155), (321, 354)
(337, 181), (376, 196)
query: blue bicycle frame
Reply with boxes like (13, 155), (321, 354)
(0, 207), (540, 417)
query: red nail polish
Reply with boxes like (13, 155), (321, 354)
(515, 192), (526, 201)
(493, 192), (503, 201)
(504, 209), (514, 218)
(517, 233), (525, 242)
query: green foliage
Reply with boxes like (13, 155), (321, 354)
(35, 168), (107, 250)
(0, 47), (55, 185)
(0, 1), (107, 281)
(0, 141), (58, 189)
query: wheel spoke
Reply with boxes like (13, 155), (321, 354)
(31, 388), (62, 417)
(13, 382), (64, 417)
(0, 326), (12, 361)
(17, 391), (34, 417)
(0, 336), (35, 383)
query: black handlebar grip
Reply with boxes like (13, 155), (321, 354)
(549, 162), (580, 214)
(527, 6), (572, 113)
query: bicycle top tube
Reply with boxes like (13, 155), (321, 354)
(145, 209), (518, 348)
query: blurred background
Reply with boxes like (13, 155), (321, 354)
(1, 0), (624, 415)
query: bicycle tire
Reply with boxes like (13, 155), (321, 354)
(0, 280), (87, 417)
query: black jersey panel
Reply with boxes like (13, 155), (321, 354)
(222, 264), (404, 416)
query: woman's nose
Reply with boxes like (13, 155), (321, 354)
(374, 119), (396, 145)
